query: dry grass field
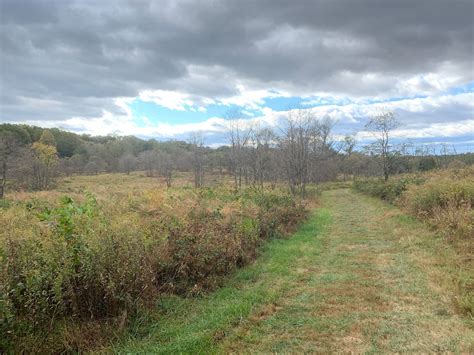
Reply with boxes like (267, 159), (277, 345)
(1, 172), (307, 352)
(1, 169), (472, 353)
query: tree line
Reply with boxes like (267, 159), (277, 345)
(1, 111), (472, 198)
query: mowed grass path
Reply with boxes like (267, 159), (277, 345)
(114, 189), (473, 353)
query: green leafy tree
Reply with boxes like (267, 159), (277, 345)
(418, 156), (438, 171)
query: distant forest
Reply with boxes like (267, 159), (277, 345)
(1, 121), (473, 197)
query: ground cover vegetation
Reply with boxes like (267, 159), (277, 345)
(114, 189), (473, 353)
(353, 167), (473, 317)
(0, 178), (307, 352)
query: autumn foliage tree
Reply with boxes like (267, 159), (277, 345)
(32, 130), (59, 189)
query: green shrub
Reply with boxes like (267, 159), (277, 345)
(354, 171), (473, 239)
(353, 176), (424, 203)
(402, 179), (474, 215)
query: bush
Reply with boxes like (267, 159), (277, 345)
(354, 170), (473, 239)
(400, 177), (473, 239)
(0, 186), (307, 352)
(418, 156), (438, 171)
(353, 176), (424, 203)
(1, 194), (162, 352)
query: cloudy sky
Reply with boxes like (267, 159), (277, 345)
(1, 0), (473, 150)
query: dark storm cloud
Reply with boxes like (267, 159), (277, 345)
(0, 0), (473, 122)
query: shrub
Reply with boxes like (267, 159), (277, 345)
(418, 156), (438, 171)
(353, 176), (424, 203)
(0, 186), (307, 352)
(400, 177), (473, 238)
(1, 194), (162, 352)
(354, 169), (473, 239)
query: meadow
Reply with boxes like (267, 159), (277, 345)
(2, 1), (473, 352)
(353, 167), (473, 316)
(1, 168), (473, 353)
(1, 173), (307, 352)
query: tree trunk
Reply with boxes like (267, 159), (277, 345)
(0, 160), (6, 198)
(166, 172), (172, 188)
(233, 168), (238, 193)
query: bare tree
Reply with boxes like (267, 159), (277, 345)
(157, 152), (173, 188)
(188, 132), (205, 188)
(139, 150), (159, 177)
(279, 109), (319, 197)
(58, 157), (73, 177)
(439, 143), (457, 169)
(365, 109), (399, 181)
(308, 117), (337, 183)
(119, 153), (137, 175)
(84, 155), (106, 175)
(0, 131), (20, 198)
(225, 109), (252, 192)
(70, 154), (86, 174)
(339, 134), (357, 181)
(249, 126), (275, 188)
(315, 117), (334, 159)
(84, 161), (101, 175)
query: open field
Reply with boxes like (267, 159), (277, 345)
(1, 173), (307, 352)
(4, 171), (231, 202)
(1, 170), (473, 353)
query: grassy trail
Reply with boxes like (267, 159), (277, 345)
(114, 189), (473, 353)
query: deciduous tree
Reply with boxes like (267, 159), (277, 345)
(32, 141), (58, 189)
(365, 109), (399, 181)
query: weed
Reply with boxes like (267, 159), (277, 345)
(0, 183), (307, 353)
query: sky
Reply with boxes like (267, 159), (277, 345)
(0, 0), (473, 151)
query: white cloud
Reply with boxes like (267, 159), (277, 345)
(135, 83), (291, 114)
(393, 120), (474, 138)
(356, 119), (474, 140)
(394, 67), (465, 97)
(138, 90), (204, 111)
(13, 89), (473, 146)
(305, 92), (474, 123)
(218, 85), (289, 110)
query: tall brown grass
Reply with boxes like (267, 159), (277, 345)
(0, 184), (307, 353)
(399, 168), (473, 239)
